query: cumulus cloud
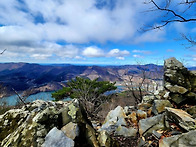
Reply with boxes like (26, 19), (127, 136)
(82, 47), (130, 60)
(108, 49), (129, 57)
(82, 46), (104, 57)
(0, 0), (169, 63)
(0, 0), (162, 44)
(108, 49), (130, 60)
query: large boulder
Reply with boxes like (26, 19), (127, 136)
(164, 57), (196, 104)
(0, 99), (100, 147)
(99, 106), (127, 134)
(0, 100), (65, 147)
(99, 106), (137, 137)
(138, 113), (167, 137)
(165, 107), (196, 131)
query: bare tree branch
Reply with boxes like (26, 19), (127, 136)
(0, 49), (6, 54)
(144, 0), (196, 45)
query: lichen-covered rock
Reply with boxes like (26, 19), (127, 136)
(165, 107), (196, 131)
(186, 106), (196, 119)
(98, 130), (117, 147)
(165, 83), (188, 94)
(115, 126), (137, 137)
(164, 57), (196, 104)
(0, 99), (99, 147)
(42, 127), (74, 147)
(152, 100), (173, 115)
(0, 100), (66, 147)
(0, 109), (29, 144)
(61, 122), (79, 140)
(138, 103), (152, 111)
(142, 95), (156, 104)
(159, 130), (196, 147)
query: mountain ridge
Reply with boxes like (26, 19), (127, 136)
(0, 62), (195, 98)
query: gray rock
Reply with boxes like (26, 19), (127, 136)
(115, 126), (137, 137)
(186, 106), (196, 119)
(165, 107), (196, 131)
(164, 57), (196, 104)
(165, 83), (188, 94)
(152, 130), (162, 139)
(142, 95), (155, 104)
(159, 130), (196, 147)
(152, 100), (173, 115)
(0, 99), (97, 147)
(61, 122), (79, 140)
(100, 106), (127, 134)
(42, 127), (74, 147)
(138, 113), (166, 137)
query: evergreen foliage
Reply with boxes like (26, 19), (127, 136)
(52, 77), (117, 117)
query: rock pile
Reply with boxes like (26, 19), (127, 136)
(0, 99), (117, 147)
(0, 57), (195, 147)
(164, 57), (196, 104)
(98, 57), (196, 146)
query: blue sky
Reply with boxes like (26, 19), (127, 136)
(0, 0), (195, 66)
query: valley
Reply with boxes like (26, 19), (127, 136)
(0, 62), (194, 98)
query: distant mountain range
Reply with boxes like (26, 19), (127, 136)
(0, 62), (195, 97)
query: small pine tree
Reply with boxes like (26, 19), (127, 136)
(52, 77), (117, 118)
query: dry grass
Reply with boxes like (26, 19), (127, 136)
(97, 92), (136, 122)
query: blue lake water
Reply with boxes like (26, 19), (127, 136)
(0, 91), (55, 106)
(0, 86), (125, 106)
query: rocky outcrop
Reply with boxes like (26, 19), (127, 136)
(164, 57), (196, 104)
(0, 99), (117, 147)
(97, 58), (196, 146)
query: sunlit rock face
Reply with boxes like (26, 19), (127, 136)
(0, 99), (102, 147)
(164, 57), (196, 104)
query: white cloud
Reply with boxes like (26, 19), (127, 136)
(134, 29), (165, 43)
(116, 57), (125, 60)
(0, 0), (162, 45)
(82, 47), (130, 59)
(75, 56), (86, 60)
(55, 44), (79, 58)
(133, 54), (143, 58)
(31, 54), (51, 60)
(0, 0), (181, 63)
(132, 50), (152, 54)
(82, 46), (104, 57)
(108, 49), (130, 57)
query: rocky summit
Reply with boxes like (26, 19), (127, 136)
(0, 57), (196, 147)
(164, 57), (196, 104)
